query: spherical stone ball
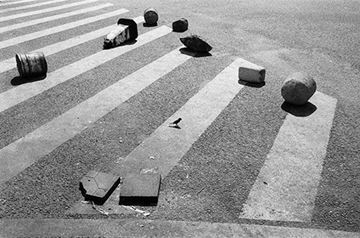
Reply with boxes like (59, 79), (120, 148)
(281, 72), (317, 105)
(144, 8), (158, 25)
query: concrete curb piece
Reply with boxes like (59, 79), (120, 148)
(119, 173), (161, 206)
(1, 219), (359, 237)
(238, 60), (265, 84)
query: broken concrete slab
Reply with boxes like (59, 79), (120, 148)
(119, 172), (161, 206)
(281, 72), (317, 105)
(238, 60), (266, 84)
(180, 35), (212, 53)
(172, 18), (188, 32)
(79, 170), (120, 205)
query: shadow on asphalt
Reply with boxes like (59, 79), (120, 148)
(103, 39), (137, 50)
(281, 101), (317, 117)
(179, 47), (212, 58)
(11, 75), (47, 86)
(143, 22), (158, 27)
(238, 80), (266, 88)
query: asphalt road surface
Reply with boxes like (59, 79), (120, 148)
(0, 0), (359, 236)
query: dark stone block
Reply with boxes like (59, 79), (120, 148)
(79, 171), (120, 205)
(119, 173), (161, 206)
(180, 35), (212, 53)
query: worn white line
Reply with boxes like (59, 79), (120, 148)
(240, 91), (337, 222)
(0, 0), (69, 14)
(116, 58), (245, 177)
(67, 58), (246, 214)
(0, 3), (112, 33)
(0, 24), (166, 114)
(0, 26), (174, 184)
(0, 7), (127, 49)
(0, 0), (98, 23)
(0, 0), (38, 7)
(0, 16), (144, 74)
(1, 219), (359, 238)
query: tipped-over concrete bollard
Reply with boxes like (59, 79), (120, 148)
(103, 18), (138, 49)
(172, 18), (188, 32)
(180, 35), (212, 53)
(281, 72), (317, 105)
(144, 8), (158, 26)
(16, 52), (48, 78)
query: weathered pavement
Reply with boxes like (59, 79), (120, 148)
(0, 0), (359, 236)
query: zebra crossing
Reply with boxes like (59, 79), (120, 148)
(0, 0), (345, 232)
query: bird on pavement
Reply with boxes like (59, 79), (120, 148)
(170, 118), (182, 125)
(169, 118), (182, 129)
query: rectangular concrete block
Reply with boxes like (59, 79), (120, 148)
(238, 60), (265, 84)
(119, 173), (161, 206)
(79, 171), (120, 205)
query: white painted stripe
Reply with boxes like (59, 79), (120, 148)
(0, 24), (167, 115)
(0, 0), (98, 23)
(0, 0), (38, 7)
(240, 91), (337, 222)
(67, 58), (245, 214)
(0, 0), (69, 14)
(0, 7), (127, 49)
(1, 219), (359, 238)
(0, 16), (144, 74)
(0, 3), (113, 34)
(116, 58), (245, 177)
(0, 45), (187, 185)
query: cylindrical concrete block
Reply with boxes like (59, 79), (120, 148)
(15, 52), (47, 78)
(172, 18), (188, 32)
(281, 72), (317, 105)
(144, 8), (158, 26)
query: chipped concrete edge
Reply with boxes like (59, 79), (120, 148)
(0, 219), (359, 237)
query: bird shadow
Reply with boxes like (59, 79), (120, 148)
(179, 47), (212, 58)
(281, 101), (317, 117)
(169, 124), (181, 129)
(103, 39), (137, 50)
(143, 22), (158, 27)
(11, 75), (46, 86)
(238, 79), (265, 88)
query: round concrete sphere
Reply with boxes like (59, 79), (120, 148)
(281, 72), (316, 105)
(144, 8), (158, 25)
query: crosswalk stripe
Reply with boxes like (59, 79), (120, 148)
(112, 58), (245, 178)
(0, 25), (169, 115)
(239, 91), (337, 222)
(67, 57), (246, 214)
(0, 45), (188, 185)
(0, 0), (70, 14)
(0, 0), (99, 23)
(0, 0), (38, 7)
(0, 3), (113, 34)
(0, 7), (127, 49)
(0, 16), (143, 74)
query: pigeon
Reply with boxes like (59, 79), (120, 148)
(170, 118), (182, 126)
(169, 118), (182, 129)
